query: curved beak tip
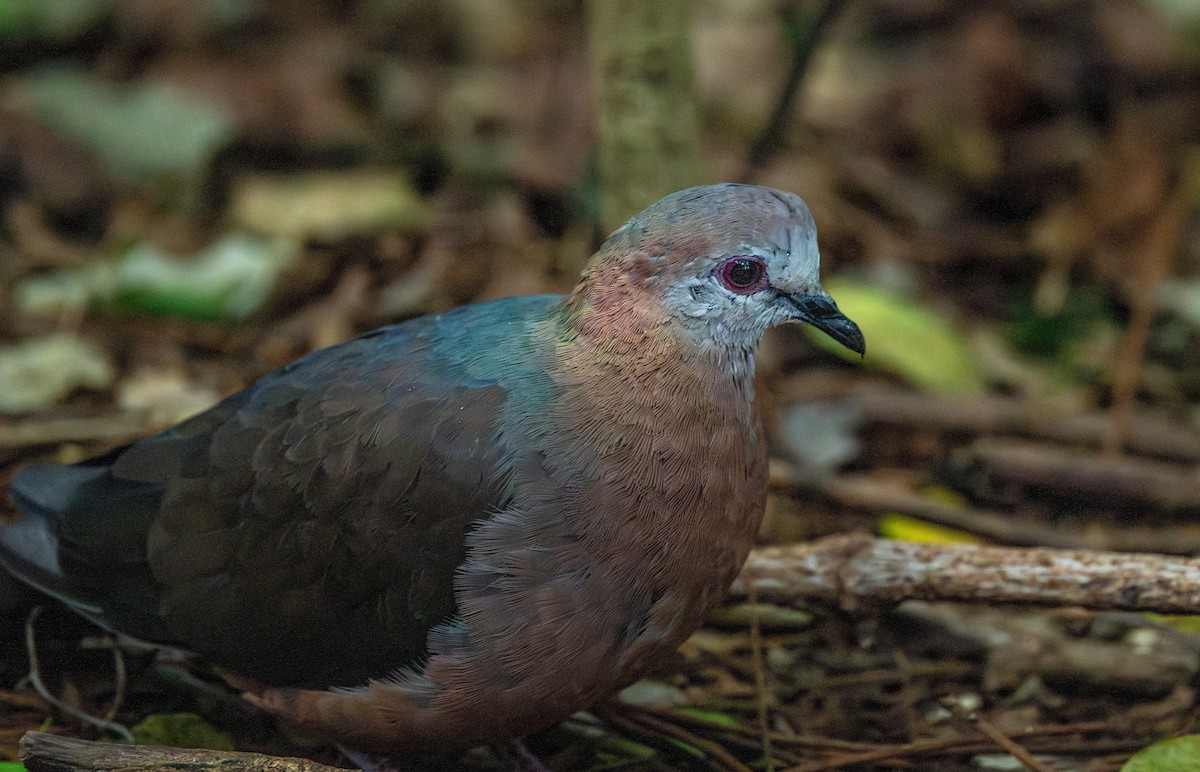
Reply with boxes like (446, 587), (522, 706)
(823, 319), (866, 358)
(838, 324), (867, 358)
(787, 293), (865, 357)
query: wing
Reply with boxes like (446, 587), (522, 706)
(2, 296), (558, 687)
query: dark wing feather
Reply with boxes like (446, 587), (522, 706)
(2, 297), (556, 687)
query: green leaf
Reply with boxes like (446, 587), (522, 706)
(816, 278), (984, 395)
(673, 707), (741, 728)
(108, 233), (297, 320)
(706, 603), (814, 633)
(664, 737), (707, 760)
(131, 713), (234, 751)
(1144, 614), (1200, 636)
(0, 762), (28, 772)
(1006, 287), (1114, 360)
(602, 737), (659, 760)
(0, 0), (108, 43)
(14, 233), (296, 322)
(1122, 735), (1200, 771)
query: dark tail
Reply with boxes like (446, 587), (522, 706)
(2, 464), (137, 625)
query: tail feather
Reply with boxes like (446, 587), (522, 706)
(2, 463), (146, 630)
(0, 512), (105, 619)
(9, 464), (108, 522)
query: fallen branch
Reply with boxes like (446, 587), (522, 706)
(968, 437), (1200, 510)
(849, 384), (1200, 463)
(770, 379), (1200, 463)
(777, 470), (1200, 554)
(733, 532), (1200, 613)
(0, 413), (169, 454)
(19, 731), (342, 772)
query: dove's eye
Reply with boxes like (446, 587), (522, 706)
(717, 257), (767, 293)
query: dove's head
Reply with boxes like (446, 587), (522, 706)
(580, 183), (865, 356)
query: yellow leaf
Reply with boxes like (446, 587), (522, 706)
(878, 513), (983, 545)
(815, 278), (984, 395)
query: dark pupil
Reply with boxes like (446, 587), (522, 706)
(728, 259), (759, 287)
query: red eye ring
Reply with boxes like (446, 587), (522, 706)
(717, 257), (768, 294)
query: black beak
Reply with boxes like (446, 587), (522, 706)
(786, 293), (865, 356)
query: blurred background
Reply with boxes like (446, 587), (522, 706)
(1, 0), (1199, 769)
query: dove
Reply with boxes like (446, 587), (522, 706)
(1, 183), (863, 758)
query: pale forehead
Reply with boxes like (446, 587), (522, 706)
(632, 185), (815, 248)
(589, 184), (822, 286)
(733, 193), (815, 249)
(693, 187), (815, 268)
(690, 187), (820, 286)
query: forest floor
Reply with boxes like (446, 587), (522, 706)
(2, 1), (1200, 769)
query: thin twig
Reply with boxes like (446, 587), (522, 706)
(972, 715), (1052, 772)
(739, 0), (848, 181)
(779, 734), (984, 772)
(1102, 183), (1187, 455)
(635, 705), (875, 752)
(20, 731), (344, 771)
(597, 707), (728, 771)
(22, 608), (135, 743)
(626, 710), (756, 772)
(632, 705), (1124, 769)
(748, 584), (775, 771)
(95, 638), (127, 724)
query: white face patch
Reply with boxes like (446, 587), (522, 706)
(602, 184), (831, 354)
(661, 221), (824, 351)
(765, 223), (820, 290)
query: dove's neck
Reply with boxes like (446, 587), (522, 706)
(554, 262), (759, 407)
